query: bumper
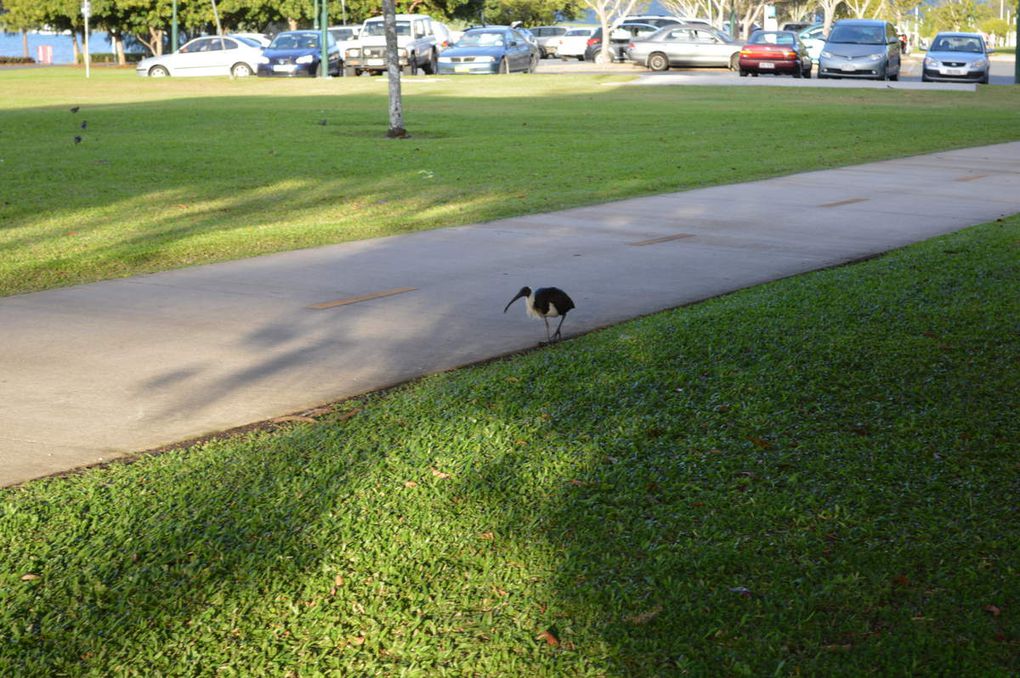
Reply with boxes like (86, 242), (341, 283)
(922, 67), (987, 83)
(739, 57), (798, 73)
(344, 57), (409, 72)
(818, 57), (885, 78)
(437, 61), (499, 75)
(257, 63), (317, 77)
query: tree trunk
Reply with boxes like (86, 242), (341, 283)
(382, 0), (407, 138)
(288, 18), (298, 31)
(22, 30), (29, 59)
(72, 32), (81, 64)
(112, 32), (126, 65)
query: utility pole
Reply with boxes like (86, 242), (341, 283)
(172, 0), (178, 52)
(320, 0), (329, 77)
(81, 0), (91, 78)
(382, 0), (407, 137)
(1015, 0), (1019, 84)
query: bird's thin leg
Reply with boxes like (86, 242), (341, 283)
(543, 317), (551, 342)
(553, 315), (566, 341)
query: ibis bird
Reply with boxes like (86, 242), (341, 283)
(504, 286), (575, 343)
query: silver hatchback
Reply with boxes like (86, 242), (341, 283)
(818, 19), (901, 80)
(922, 32), (990, 84)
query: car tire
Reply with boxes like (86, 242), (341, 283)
(729, 53), (740, 71)
(793, 61), (802, 78)
(344, 66), (357, 78)
(648, 52), (669, 72)
(148, 65), (170, 78)
(739, 69), (748, 77)
(527, 55), (538, 73)
(230, 62), (254, 78)
(921, 73), (930, 82)
(980, 73), (989, 84)
(500, 58), (510, 74)
(576, 56), (584, 61)
(889, 71), (899, 81)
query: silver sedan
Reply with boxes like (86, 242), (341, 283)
(628, 25), (741, 71)
(922, 32), (990, 84)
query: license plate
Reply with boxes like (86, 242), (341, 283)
(759, 62), (775, 69)
(367, 58), (385, 66)
(943, 67), (966, 76)
(842, 63), (856, 72)
(272, 65), (295, 72)
(454, 65), (473, 72)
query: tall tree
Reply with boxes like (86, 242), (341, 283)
(581, 0), (641, 63)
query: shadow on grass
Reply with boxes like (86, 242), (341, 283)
(4, 85), (1020, 295)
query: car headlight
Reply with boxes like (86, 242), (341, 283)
(296, 54), (314, 64)
(972, 58), (988, 69)
(820, 50), (832, 58)
(438, 56), (453, 63)
(345, 48), (360, 58)
(868, 53), (882, 61)
(924, 57), (940, 68)
(258, 56), (269, 64)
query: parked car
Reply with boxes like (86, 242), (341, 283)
(256, 31), (341, 77)
(817, 19), (901, 80)
(922, 32), (990, 84)
(232, 32), (272, 47)
(432, 21), (454, 50)
(620, 14), (686, 28)
(557, 27), (596, 61)
(135, 35), (263, 78)
(531, 25), (569, 58)
(738, 30), (812, 77)
(781, 22), (811, 32)
(797, 23), (826, 64)
(437, 26), (539, 74)
(344, 14), (440, 76)
(328, 25), (361, 66)
(627, 24), (741, 71)
(584, 23), (660, 62)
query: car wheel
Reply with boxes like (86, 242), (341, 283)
(889, 71), (899, 81)
(793, 61), (802, 78)
(921, 73), (930, 82)
(230, 62), (253, 78)
(576, 56), (584, 61)
(344, 66), (357, 78)
(148, 65), (169, 78)
(729, 53), (739, 71)
(739, 69), (748, 77)
(980, 73), (989, 84)
(527, 55), (538, 73)
(500, 58), (510, 74)
(648, 52), (669, 72)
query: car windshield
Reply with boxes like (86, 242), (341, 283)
(828, 25), (885, 44)
(749, 31), (795, 45)
(270, 33), (320, 49)
(330, 28), (357, 41)
(457, 31), (506, 47)
(564, 28), (592, 37)
(931, 36), (983, 52)
(362, 21), (411, 37)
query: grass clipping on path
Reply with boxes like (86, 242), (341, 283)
(2, 218), (1019, 675)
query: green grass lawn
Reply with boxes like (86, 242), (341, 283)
(2, 216), (1017, 675)
(1, 68), (1019, 296)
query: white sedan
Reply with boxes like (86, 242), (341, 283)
(135, 35), (263, 78)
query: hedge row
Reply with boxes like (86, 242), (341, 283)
(0, 56), (36, 64)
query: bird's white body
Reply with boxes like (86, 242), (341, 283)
(524, 291), (561, 319)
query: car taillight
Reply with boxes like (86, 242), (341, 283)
(740, 49), (752, 56)
(627, 42), (635, 50)
(783, 50), (797, 59)
(586, 37), (598, 46)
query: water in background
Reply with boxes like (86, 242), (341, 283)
(0, 31), (136, 64)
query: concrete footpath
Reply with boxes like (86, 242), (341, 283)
(3, 142), (1020, 486)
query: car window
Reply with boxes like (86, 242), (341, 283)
(665, 29), (694, 41)
(933, 35), (983, 52)
(829, 24), (885, 45)
(363, 21), (411, 37)
(233, 36), (260, 47)
(458, 31), (506, 47)
(564, 28), (592, 37)
(750, 31), (794, 45)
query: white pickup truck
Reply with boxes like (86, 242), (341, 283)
(343, 14), (439, 76)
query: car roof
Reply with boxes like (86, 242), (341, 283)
(833, 19), (888, 25)
(933, 31), (984, 37)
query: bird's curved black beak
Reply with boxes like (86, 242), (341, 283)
(503, 290), (527, 313)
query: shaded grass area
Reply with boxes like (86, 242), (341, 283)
(2, 217), (1017, 675)
(2, 68), (1020, 296)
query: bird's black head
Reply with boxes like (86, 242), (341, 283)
(503, 286), (531, 313)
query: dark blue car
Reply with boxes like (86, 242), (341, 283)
(257, 30), (342, 77)
(437, 27), (539, 74)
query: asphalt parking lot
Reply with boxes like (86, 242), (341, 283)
(534, 54), (1018, 87)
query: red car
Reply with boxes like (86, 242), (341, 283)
(738, 30), (812, 78)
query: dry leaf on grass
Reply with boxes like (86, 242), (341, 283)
(430, 467), (451, 479)
(536, 629), (559, 646)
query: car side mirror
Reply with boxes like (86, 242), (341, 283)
(510, 40), (518, 46)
